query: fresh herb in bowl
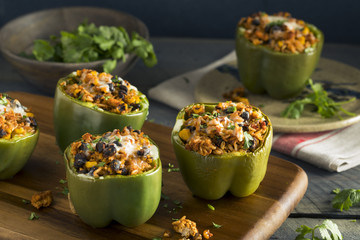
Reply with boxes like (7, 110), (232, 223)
(282, 79), (356, 119)
(27, 21), (157, 73)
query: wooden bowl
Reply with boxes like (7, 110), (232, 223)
(0, 6), (149, 95)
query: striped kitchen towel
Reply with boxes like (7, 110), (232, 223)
(272, 122), (360, 172)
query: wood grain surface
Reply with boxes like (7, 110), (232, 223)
(0, 92), (308, 240)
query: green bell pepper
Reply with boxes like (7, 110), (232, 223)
(0, 130), (39, 180)
(64, 137), (162, 228)
(54, 79), (149, 152)
(235, 23), (324, 99)
(171, 103), (273, 200)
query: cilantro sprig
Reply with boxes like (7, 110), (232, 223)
(332, 188), (360, 211)
(30, 22), (157, 73)
(243, 131), (253, 149)
(282, 79), (356, 119)
(295, 219), (342, 240)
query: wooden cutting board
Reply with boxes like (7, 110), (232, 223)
(0, 92), (308, 240)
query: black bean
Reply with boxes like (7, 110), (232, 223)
(131, 103), (141, 110)
(241, 111), (250, 121)
(133, 129), (141, 134)
(185, 126), (196, 132)
(79, 142), (88, 151)
(28, 117), (37, 127)
(108, 83), (115, 92)
(74, 152), (87, 169)
(120, 167), (128, 176)
(118, 91), (124, 99)
(137, 149), (145, 156)
(252, 19), (260, 26)
(96, 141), (106, 153)
(127, 126), (133, 131)
(119, 85), (128, 93)
(75, 152), (87, 161)
(265, 25), (271, 33)
(272, 25), (282, 32)
(93, 94), (102, 102)
(249, 138), (259, 151)
(117, 104), (126, 112)
(103, 144), (116, 157)
(114, 140), (122, 147)
(242, 125), (249, 132)
(142, 147), (150, 156)
(214, 137), (223, 147)
(237, 122), (244, 127)
(0, 129), (7, 137)
(110, 160), (121, 172)
(136, 148), (150, 156)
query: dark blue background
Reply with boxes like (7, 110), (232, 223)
(0, 0), (359, 44)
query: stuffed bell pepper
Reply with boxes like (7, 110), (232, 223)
(64, 127), (162, 228)
(0, 93), (39, 180)
(54, 69), (149, 152)
(171, 101), (272, 200)
(236, 12), (323, 99)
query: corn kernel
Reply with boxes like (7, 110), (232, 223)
(302, 27), (309, 35)
(298, 36), (305, 45)
(85, 161), (98, 169)
(14, 128), (25, 134)
(277, 41), (284, 47)
(192, 105), (204, 114)
(179, 128), (191, 141)
(3, 134), (11, 139)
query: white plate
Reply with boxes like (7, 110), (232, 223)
(194, 58), (360, 133)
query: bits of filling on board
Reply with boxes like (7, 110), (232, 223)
(31, 190), (53, 209)
(172, 216), (213, 239)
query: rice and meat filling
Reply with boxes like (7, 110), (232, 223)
(178, 102), (269, 156)
(0, 93), (37, 139)
(60, 69), (142, 114)
(70, 127), (156, 178)
(238, 12), (319, 53)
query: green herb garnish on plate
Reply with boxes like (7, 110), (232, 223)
(282, 79), (356, 119)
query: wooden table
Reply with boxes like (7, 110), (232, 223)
(0, 92), (308, 239)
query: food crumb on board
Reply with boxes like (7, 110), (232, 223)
(31, 190), (53, 209)
(167, 216), (213, 239)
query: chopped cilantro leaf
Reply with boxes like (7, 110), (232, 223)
(212, 222), (222, 228)
(29, 212), (39, 220)
(243, 132), (253, 149)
